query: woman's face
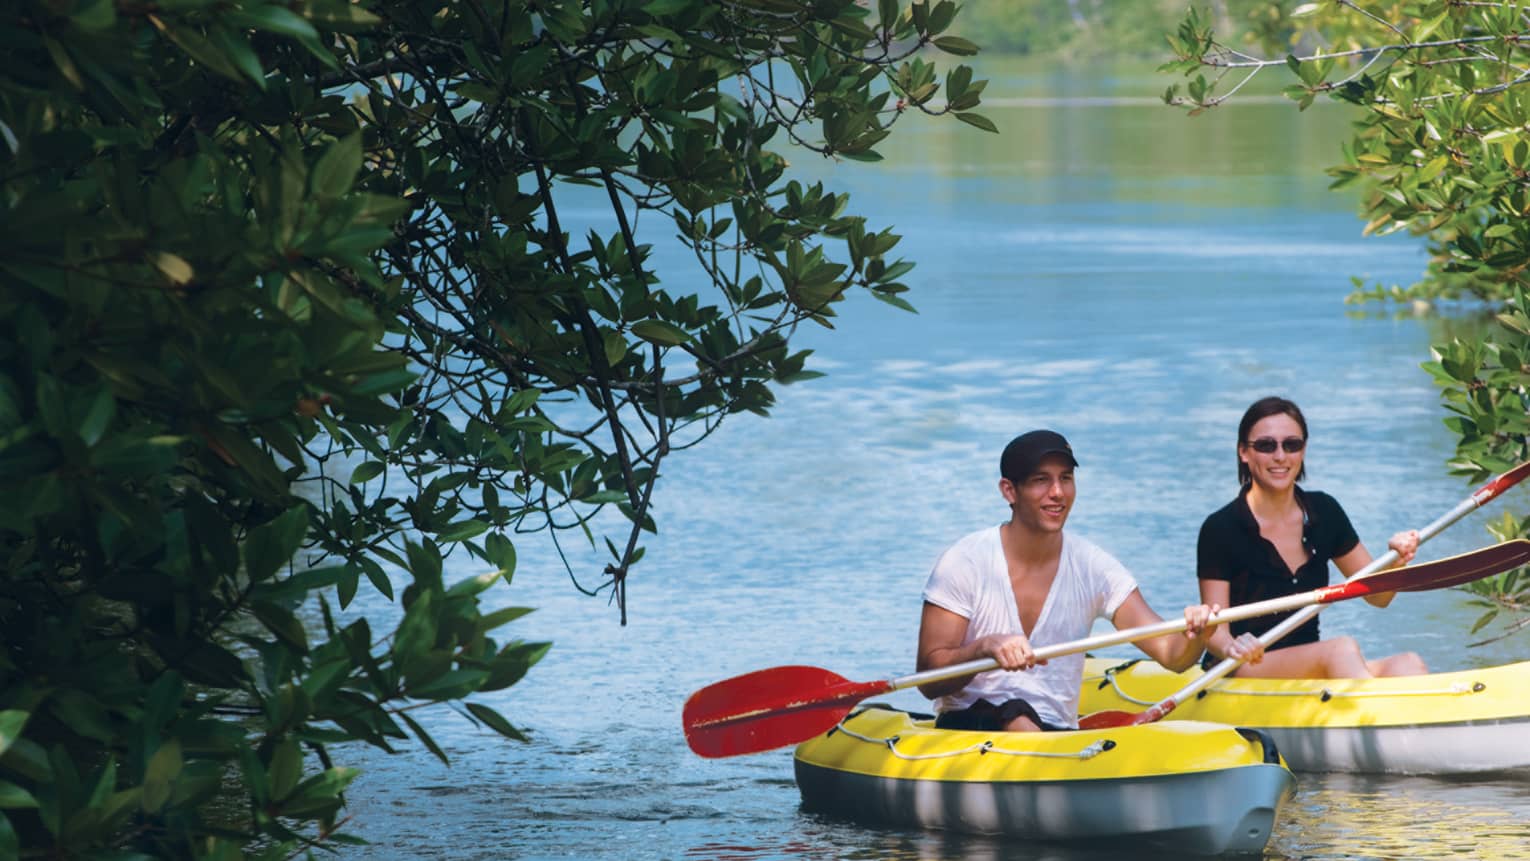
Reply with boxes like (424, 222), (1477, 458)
(1240, 413), (1306, 492)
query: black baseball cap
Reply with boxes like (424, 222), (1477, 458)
(1000, 429), (1078, 482)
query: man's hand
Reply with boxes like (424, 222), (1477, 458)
(973, 633), (1044, 671)
(1182, 603), (1220, 642)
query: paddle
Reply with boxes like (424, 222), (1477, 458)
(1078, 460), (1530, 730)
(684, 538), (1530, 758)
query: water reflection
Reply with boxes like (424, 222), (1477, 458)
(691, 815), (1251, 861)
(689, 824), (1142, 861)
(675, 778), (1530, 861)
(1273, 773), (1530, 860)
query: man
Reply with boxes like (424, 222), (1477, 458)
(916, 429), (1246, 732)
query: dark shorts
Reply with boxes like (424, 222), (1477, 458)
(934, 697), (1068, 732)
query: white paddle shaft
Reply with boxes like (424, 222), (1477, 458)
(892, 587), (1337, 693)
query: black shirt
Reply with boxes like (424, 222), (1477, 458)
(1196, 485), (1359, 652)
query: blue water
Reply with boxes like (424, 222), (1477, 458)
(338, 66), (1530, 859)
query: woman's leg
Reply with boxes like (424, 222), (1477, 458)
(1230, 636), (1373, 679)
(1367, 651), (1429, 677)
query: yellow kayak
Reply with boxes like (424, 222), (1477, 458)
(794, 705), (1294, 855)
(1080, 657), (1530, 775)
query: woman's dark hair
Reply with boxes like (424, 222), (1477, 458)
(1237, 396), (1308, 485)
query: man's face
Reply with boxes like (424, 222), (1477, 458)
(1001, 454), (1075, 533)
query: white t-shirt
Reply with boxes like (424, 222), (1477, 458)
(921, 525), (1138, 728)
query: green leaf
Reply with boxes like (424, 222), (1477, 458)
(464, 702), (529, 741)
(0, 711), (28, 758)
(483, 641), (550, 691)
(927, 0), (957, 34)
(1412, 11), (1449, 42)
(207, 24), (267, 88)
(239, 744), (270, 805)
(142, 740), (183, 813)
(78, 388), (115, 446)
(501, 388), (541, 416)
(642, 0), (692, 13)
(399, 711), (449, 765)
(438, 518), (490, 543)
(42, 36), (84, 90)
(70, 0), (117, 30)
(155, 21), (245, 82)
(410, 668), (490, 699)
(312, 132), (363, 198)
(479, 605), (535, 633)
(304, 1), (383, 29)
(245, 506), (310, 582)
(404, 540), (443, 590)
(350, 461), (385, 484)
(602, 330), (628, 366)
(280, 766), (359, 818)
(269, 739), (303, 800)
(840, 149), (883, 163)
(253, 602), (310, 652)
(1417, 156), (1449, 184)
(393, 590), (438, 661)
(232, 5), (321, 39)
(1470, 608), (1499, 633)
(0, 781), (36, 810)
(0, 813), (14, 860)
(931, 36), (979, 56)
(630, 319), (692, 345)
(953, 112), (998, 133)
(446, 568), (503, 598)
(484, 532), (516, 576)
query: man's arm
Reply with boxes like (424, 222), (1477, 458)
(916, 602), (1036, 698)
(1112, 590), (1213, 673)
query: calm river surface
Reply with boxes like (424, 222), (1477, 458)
(340, 60), (1530, 859)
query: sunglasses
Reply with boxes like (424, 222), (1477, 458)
(1246, 437), (1305, 454)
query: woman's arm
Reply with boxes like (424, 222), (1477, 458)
(1197, 578), (1265, 665)
(1334, 529), (1419, 608)
(1197, 579), (1238, 661)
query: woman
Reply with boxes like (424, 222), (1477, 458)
(1196, 396), (1429, 678)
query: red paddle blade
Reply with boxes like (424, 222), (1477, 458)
(1077, 698), (1177, 730)
(683, 665), (892, 758)
(1076, 709), (1135, 730)
(1410, 541), (1530, 591)
(1325, 538), (1530, 600)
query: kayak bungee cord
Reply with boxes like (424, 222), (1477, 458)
(1088, 663), (1487, 706)
(831, 721), (1114, 761)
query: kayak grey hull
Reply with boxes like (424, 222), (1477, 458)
(1267, 715), (1530, 775)
(795, 758), (1295, 856)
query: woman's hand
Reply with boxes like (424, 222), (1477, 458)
(1222, 632), (1265, 665)
(1387, 529), (1420, 565)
